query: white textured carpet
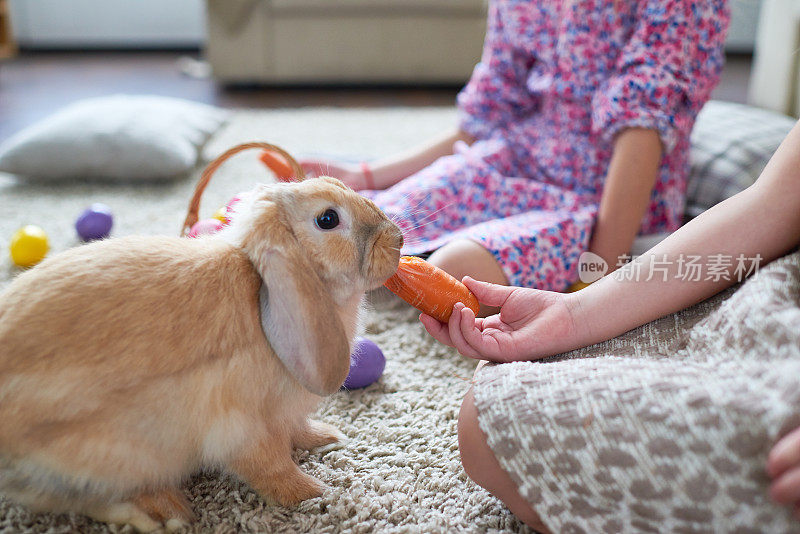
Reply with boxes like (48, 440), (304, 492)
(0, 108), (531, 533)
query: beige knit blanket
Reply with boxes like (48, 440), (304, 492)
(474, 250), (800, 533)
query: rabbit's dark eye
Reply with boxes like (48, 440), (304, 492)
(315, 209), (340, 230)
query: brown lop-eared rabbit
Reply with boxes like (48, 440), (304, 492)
(0, 176), (403, 531)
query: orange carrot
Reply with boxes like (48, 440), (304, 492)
(384, 256), (480, 323)
(260, 150), (295, 181)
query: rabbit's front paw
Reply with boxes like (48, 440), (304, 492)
(133, 486), (195, 531)
(231, 439), (327, 507)
(85, 502), (163, 533)
(294, 419), (347, 452)
(269, 471), (326, 507)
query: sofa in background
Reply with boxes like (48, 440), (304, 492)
(204, 0), (487, 84)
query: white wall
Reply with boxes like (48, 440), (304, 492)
(727, 0), (761, 53)
(8, 0), (758, 51)
(9, 0), (206, 48)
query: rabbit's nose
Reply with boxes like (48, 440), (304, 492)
(394, 227), (404, 249)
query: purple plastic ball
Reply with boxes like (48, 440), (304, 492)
(342, 337), (385, 390)
(76, 203), (114, 241)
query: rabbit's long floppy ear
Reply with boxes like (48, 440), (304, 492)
(250, 205), (351, 396)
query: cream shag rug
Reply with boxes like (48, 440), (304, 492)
(0, 108), (531, 533)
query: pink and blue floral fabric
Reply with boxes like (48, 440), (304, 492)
(365, 0), (729, 290)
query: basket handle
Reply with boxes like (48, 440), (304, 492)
(181, 142), (306, 236)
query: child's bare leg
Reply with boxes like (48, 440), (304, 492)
(459, 388), (551, 533)
(428, 239), (508, 316)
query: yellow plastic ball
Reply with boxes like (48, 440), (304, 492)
(566, 280), (592, 292)
(10, 225), (50, 267)
(212, 207), (228, 225)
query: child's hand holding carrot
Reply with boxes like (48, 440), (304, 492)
(419, 277), (579, 362)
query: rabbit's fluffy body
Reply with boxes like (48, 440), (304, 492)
(0, 177), (402, 531)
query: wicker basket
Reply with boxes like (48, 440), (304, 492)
(180, 142), (306, 236)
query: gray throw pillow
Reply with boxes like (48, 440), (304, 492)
(0, 95), (229, 182)
(687, 100), (796, 219)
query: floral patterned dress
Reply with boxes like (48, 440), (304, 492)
(364, 0), (729, 290)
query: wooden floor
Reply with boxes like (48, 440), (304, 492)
(0, 50), (753, 143)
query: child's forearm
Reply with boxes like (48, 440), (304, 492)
(569, 121), (800, 347)
(368, 129), (474, 189)
(589, 128), (662, 268)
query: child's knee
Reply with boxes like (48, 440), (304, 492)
(429, 239), (508, 286)
(430, 239), (479, 277)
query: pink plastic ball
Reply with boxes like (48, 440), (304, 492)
(188, 218), (224, 238)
